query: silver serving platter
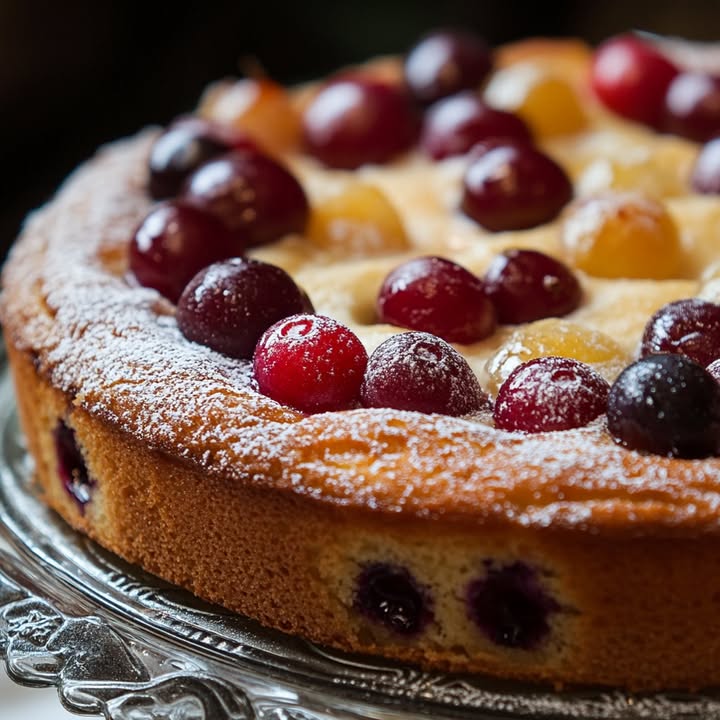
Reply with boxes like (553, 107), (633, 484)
(0, 348), (718, 720)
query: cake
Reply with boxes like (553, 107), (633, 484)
(3, 30), (720, 691)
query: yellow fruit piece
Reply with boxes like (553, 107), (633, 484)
(560, 192), (683, 279)
(307, 181), (410, 255)
(199, 78), (300, 155)
(485, 318), (629, 394)
(484, 64), (586, 137)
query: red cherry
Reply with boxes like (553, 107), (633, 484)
(483, 249), (582, 324)
(494, 356), (610, 433)
(591, 34), (679, 127)
(253, 314), (368, 413)
(663, 72), (720, 142)
(377, 256), (496, 343)
(461, 141), (573, 232)
(130, 201), (240, 303)
(302, 78), (419, 169)
(176, 258), (307, 359)
(361, 331), (489, 416)
(404, 30), (493, 105)
(182, 150), (309, 247)
(420, 92), (532, 160)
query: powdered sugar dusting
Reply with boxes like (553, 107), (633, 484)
(3, 131), (720, 535)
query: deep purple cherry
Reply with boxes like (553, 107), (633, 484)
(404, 30), (493, 105)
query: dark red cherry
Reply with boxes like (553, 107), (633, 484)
(302, 78), (419, 169)
(662, 72), (720, 142)
(466, 562), (559, 649)
(130, 201), (240, 303)
(176, 258), (307, 359)
(483, 249), (582, 324)
(148, 119), (257, 200)
(461, 141), (573, 231)
(494, 356), (610, 433)
(183, 150), (309, 247)
(640, 298), (720, 368)
(361, 331), (489, 416)
(607, 354), (720, 458)
(377, 256), (496, 343)
(53, 420), (93, 511)
(253, 314), (367, 413)
(591, 34), (679, 127)
(404, 30), (492, 105)
(354, 563), (433, 635)
(420, 91), (532, 160)
(691, 137), (720, 194)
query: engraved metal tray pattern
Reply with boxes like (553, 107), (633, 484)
(0, 351), (718, 719)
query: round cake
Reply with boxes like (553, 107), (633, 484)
(3, 31), (720, 691)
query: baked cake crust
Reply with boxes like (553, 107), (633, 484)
(3, 39), (720, 691)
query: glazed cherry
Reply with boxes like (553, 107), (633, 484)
(691, 137), (720, 194)
(404, 30), (492, 105)
(354, 563), (433, 635)
(302, 78), (418, 169)
(377, 256), (496, 344)
(253, 314), (368, 413)
(130, 202), (239, 303)
(53, 420), (93, 511)
(361, 331), (489, 416)
(420, 92), (532, 160)
(461, 141), (573, 232)
(176, 258), (308, 359)
(148, 120), (257, 200)
(183, 150), (309, 247)
(662, 72), (720, 142)
(483, 249), (582, 324)
(607, 354), (720, 458)
(591, 34), (679, 127)
(494, 356), (609, 433)
(640, 298), (720, 368)
(466, 562), (559, 649)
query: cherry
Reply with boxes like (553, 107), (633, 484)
(640, 298), (720, 368)
(148, 119), (257, 200)
(607, 354), (720, 458)
(182, 150), (309, 247)
(302, 78), (418, 169)
(377, 256), (496, 344)
(354, 563), (433, 635)
(361, 331), (489, 416)
(483, 249), (582, 324)
(662, 72), (720, 142)
(494, 356), (609, 433)
(53, 420), (93, 511)
(591, 34), (679, 127)
(129, 201), (240, 303)
(466, 562), (559, 649)
(420, 92), (532, 160)
(691, 137), (720, 194)
(404, 30), (492, 105)
(253, 314), (368, 413)
(176, 258), (307, 359)
(461, 140), (573, 232)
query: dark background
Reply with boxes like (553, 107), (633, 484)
(2, 0), (720, 262)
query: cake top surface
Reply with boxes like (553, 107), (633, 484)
(3, 37), (720, 535)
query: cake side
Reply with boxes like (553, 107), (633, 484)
(9, 341), (720, 690)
